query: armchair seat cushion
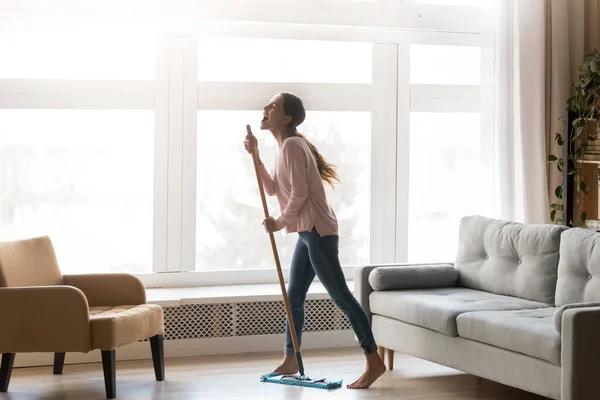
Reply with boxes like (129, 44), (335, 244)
(90, 304), (164, 350)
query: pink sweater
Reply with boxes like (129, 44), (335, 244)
(258, 136), (338, 237)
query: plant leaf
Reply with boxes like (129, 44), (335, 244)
(555, 186), (563, 199)
(548, 154), (558, 162)
(551, 209), (557, 221)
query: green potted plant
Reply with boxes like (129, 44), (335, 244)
(549, 48), (600, 227)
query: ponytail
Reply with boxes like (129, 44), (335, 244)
(293, 131), (340, 189)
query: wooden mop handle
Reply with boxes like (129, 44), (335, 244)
(247, 126), (301, 354)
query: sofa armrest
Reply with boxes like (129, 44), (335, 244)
(354, 262), (455, 323)
(63, 273), (146, 307)
(561, 306), (600, 400)
(554, 302), (600, 333)
(368, 263), (457, 291)
(354, 265), (380, 323)
(0, 286), (91, 353)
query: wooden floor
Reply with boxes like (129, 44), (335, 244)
(1, 348), (550, 400)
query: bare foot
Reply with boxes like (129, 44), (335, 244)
(347, 352), (387, 389)
(273, 354), (299, 375)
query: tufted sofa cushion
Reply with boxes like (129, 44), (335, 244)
(555, 228), (600, 306)
(454, 215), (568, 304)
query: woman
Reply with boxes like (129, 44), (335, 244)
(244, 92), (386, 389)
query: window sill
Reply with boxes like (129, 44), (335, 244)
(146, 280), (354, 307)
(138, 266), (355, 288)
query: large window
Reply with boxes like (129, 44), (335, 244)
(194, 36), (375, 274)
(0, 20), (157, 273)
(0, 110), (154, 274)
(0, 0), (485, 284)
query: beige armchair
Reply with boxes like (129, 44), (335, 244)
(0, 236), (165, 399)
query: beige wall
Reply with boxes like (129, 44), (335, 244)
(546, 0), (600, 224)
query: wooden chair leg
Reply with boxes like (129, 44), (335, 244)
(387, 349), (394, 370)
(53, 352), (65, 375)
(377, 346), (386, 362)
(150, 335), (165, 381)
(0, 353), (15, 392)
(101, 350), (116, 399)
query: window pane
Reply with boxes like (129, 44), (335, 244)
(0, 110), (154, 274)
(198, 38), (372, 83)
(0, 30), (155, 80)
(196, 110), (370, 271)
(410, 45), (481, 85)
(408, 112), (491, 263)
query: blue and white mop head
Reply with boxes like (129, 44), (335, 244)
(260, 372), (342, 389)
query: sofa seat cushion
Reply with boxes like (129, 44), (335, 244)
(457, 308), (560, 365)
(369, 287), (549, 336)
(90, 304), (164, 350)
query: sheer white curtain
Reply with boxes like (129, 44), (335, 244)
(482, 0), (549, 223)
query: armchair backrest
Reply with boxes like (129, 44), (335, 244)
(0, 236), (63, 287)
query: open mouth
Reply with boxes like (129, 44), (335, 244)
(261, 115), (269, 123)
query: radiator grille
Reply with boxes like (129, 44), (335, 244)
(162, 299), (351, 340)
(164, 303), (234, 340)
(236, 301), (285, 336)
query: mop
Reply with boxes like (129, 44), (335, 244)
(246, 125), (342, 390)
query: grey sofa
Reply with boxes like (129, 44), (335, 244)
(356, 215), (600, 400)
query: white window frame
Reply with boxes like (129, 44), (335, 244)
(0, 0), (483, 287)
(2, 0), (483, 33)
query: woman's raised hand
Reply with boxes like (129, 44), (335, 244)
(244, 124), (258, 154)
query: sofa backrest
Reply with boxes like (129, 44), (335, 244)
(454, 215), (568, 304)
(0, 236), (63, 287)
(555, 228), (600, 306)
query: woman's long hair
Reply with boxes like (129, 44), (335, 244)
(280, 92), (341, 189)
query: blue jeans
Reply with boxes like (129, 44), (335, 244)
(284, 228), (378, 355)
